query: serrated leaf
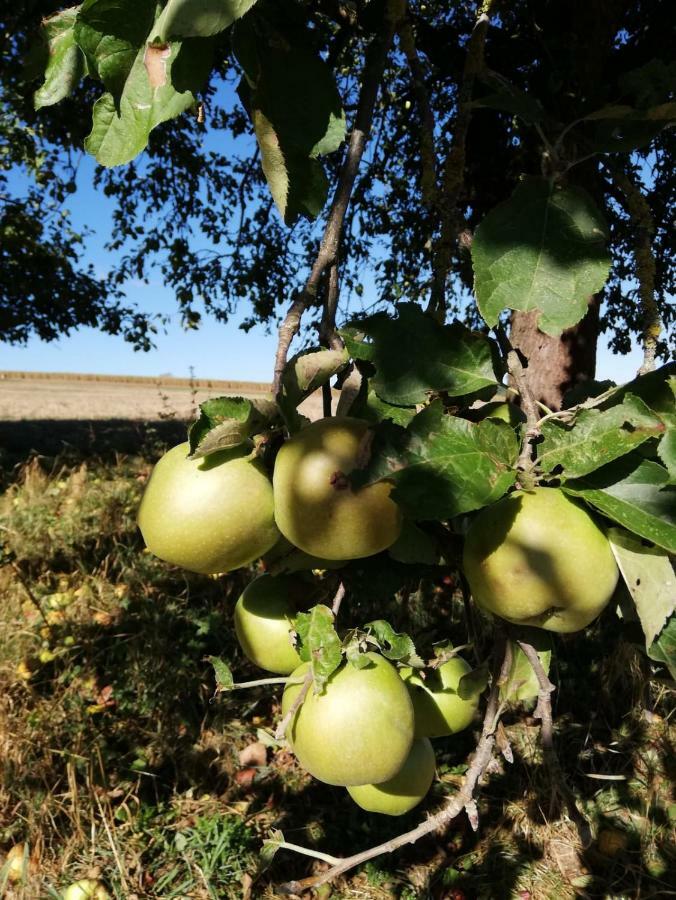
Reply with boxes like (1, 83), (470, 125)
(353, 400), (518, 520)
(608, 528), (675, 650)
(188, 394), (277, 457)
(350, 382), (417, 427)
(259, 828), (285, 873)
(75, 0), (157, 102)
(34, 7), (85, 109)
(343, 630), (372, 669)
(388, 521), (444, 565)
(83, 19), (213, 166)
(364, 620), (423, 666)
(539, 394), (664, 479)
(294, 604), (342, 692)
(458, 664), (489, 700)
(563, 456), (676, 554)
(277, 346), (347, 429)
(341, 305), (499, 405)
(154, 0), (258, 41)
(648, 614), (676, 680)
(472, 177), (611, 335)
(206, 655), (234, 692)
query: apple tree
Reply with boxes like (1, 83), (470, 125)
(26, 0), (675, 889)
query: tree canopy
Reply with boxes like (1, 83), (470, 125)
(2, 0), (674, 382)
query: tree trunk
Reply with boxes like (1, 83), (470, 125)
(510, 298), (601, 411)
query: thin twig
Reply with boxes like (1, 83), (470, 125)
(494, 325), (541, 476)
(272, 4), (400, 395)
(277, 634), (511, 893)
(11, 563), (49, 626)
(605, 162), (661, 375)
(398, 19), (437, 207)
(331, 581), (346, 617)
(274, 669), (312, 742)
(320, 261), (343, 352)
(428, 0), (496, 318)
(517, 639), (591, 842)
(228, 677), (290, 690)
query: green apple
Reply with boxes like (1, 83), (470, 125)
(282, 652), (414, 786)
(273, 417), (402, 560)
(463, 487), (619, 633)
(234, 574), (303, 674)
(400, 656), (480, 738)
(62, 881), (111, 900)
(138, 442), (279, 574)
(347, 737), (435, 816)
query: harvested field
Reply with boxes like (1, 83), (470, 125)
(0, 371), (327, 422)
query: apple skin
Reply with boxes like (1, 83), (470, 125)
(273, 417), (402, 560)
(463, 487), (619, 633)
(399, 657), (480, 739)
(62, 881), (111, 900)
(234, 574), (303, 675)
(347, 737), (435, 816)
(282, 652), (414, 786)
(138, 443), (279, 574)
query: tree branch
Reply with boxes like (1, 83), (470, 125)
(276, 633), (511, 894)
(428, 0), (496, 318)
(605, 162), (661, 375)
(272, 5), (400, 395)
(494, 325), (541, 478)
(516, 639), (591, 842)
(398, 19), (437, 208)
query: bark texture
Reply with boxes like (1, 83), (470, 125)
(510, 299), (601, 411)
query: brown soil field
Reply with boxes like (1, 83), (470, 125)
(0, 371), (327, 422)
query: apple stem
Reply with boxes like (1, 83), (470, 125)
(276, 632), (513, 894)
(230, 677), (291, 690)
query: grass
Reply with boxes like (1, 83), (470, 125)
(0, 421), (674, 899)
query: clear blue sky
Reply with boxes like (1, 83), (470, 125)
(1, 105), (646, 385)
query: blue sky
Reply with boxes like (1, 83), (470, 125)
(1, 95), (646, 385)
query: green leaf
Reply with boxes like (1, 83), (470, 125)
(608, 528), (675, 650)
(472, 177), (611, 335)
(388, 521), (445, 566)
(353, 401), (519, 520)
(563, 456), (676, 554)
(341, 304), (500, 406)
(458, 664), (489, 700)
(539, 394), (664, 479)
(259, 827), (285, 873)
(473, 70), (545, 123)
(349, 382), (417, 427)
(34, 7), (85, 109)
(364, 620), (424, 667)
(206, 655), (234, 693)
(342, 629), (372, 669)
(294, 604), (342, 692)
(647, 614), (676, 680)
(154, 0), (258, 41)
(82, 11), (213, 166)
(188, 394), (277, 457)
(500, 632), (552, 705)
(233, 11), (345, 224)
(277, 346), (348, 429)
(75, 0), (157, 103)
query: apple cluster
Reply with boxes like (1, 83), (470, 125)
(136, 414), (620, 813)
